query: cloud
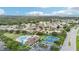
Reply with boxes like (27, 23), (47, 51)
(70, 7), (79, 10)
(52, 7), (79, 16)
(0, 9), (5, 15)
(40, 7), (50, 8)
(52, 10), (73, 16)
(26, 11), (49, 16)
(26, 7), (79, 16)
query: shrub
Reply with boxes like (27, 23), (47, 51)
(57, 30), (67, 45)
(15, 30), (20, 34)
(54, 40), (61, 46)
(21, 30), (26, 34)
(18, 45), (31, 51)
(36, 32), (45, 35)
(0, 35), (31, 51)
(0, 30), (5, 36)
(9, 30), (14, 33)
(63, 25), (70, 32)
(50, 44), (59, 51)
(65, 27), (70, 32)
(52, 32), (58, 36)
(39, 44), (48, 48)
(6, 41), (20, 50)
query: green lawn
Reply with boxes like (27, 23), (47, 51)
(40, 35), (47, 40)
(76, 35), (79, 51)
(3, 33), (23, 40)
(0, 33), (31, 51)
(76, 30), (79, 51)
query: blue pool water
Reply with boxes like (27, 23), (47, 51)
(17, 36), (29, 44)
(44, 36), (60, 43)
(18, 36), (27, 41)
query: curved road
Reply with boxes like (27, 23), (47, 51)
(60, 28), (77, 51)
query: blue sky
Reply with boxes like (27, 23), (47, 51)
(0, 7), (79, 16)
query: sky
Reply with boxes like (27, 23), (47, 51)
(0, 7), (79, 16)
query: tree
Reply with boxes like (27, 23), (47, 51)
(18, 45), (31, 51)
(15, 30), (20, 34)
(50, 44), (59, 51)
(57, 25), (60, 29)
(21, 30), (26, 34)
(36, 32), (45, 35)
(52, 32), (58, 36)
(54, 40), (61, 46)
(6, 40), (20, 50)
(9, 30), (14, 33)
(65, 27), (70, 32)
(63, 25), (70, 32)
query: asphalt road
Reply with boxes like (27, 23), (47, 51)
(60, 28), (76, 51)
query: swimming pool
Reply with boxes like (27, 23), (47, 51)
(17, 36), (30, 44)
(44, 36), (60, 44)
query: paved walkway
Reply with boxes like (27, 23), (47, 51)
(0, 40), (9, 51)
(0, 41), (6, 51)
(60, 28), (76, 51)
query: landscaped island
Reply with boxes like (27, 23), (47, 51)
(76, 29), (79, 51)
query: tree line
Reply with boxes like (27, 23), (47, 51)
(0, 16), (78, 25)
